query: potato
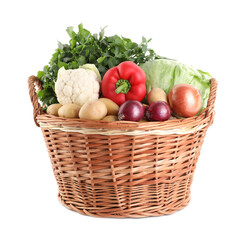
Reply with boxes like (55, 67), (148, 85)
(98, 98), (119, 115)
(102, 115), (118, 121)
(58, 104), (81, 118)
(147, 88), (168, 105)
(79, 100), (107, 120)
(47, 104), (62, 116)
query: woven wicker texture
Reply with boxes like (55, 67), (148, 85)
(28, 76), (217, 218)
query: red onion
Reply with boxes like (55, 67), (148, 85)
(146, 101), (171, 121)
(118, 100), (145, 121)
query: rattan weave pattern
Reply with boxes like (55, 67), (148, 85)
(28, 76), (217, 218)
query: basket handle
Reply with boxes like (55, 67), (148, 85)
(205, 78), (217, 122)
(28, 75), (43, 127)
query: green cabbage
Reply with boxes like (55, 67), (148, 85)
(140, 59), (212, 110)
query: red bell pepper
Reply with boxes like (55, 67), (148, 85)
(101, 61), (146, 105)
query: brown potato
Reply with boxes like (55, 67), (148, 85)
(102, 115), (118, 121)
(47, 104), (62, 116)
(79, 100), (107, 120)
(58, 104), (81, 118)
(147, 88), (168, 105)
(98, 98), (119, 115)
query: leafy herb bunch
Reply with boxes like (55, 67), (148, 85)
(37, 23), (161, 107)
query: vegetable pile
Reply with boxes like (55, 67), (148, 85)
(39, 23), (212, 122)
(37, 23), (161, 107)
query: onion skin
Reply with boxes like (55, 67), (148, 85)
(146, 101), (172, 121)
(118, 100), (145, 122)
(168, 84), (202, 118)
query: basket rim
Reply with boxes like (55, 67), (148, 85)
(29, 77), (217, 131)
(36, 111), (210, 131)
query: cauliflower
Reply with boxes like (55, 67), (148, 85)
(55, 65), (101, 106)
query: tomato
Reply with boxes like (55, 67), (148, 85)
(168, 84), (202, 118)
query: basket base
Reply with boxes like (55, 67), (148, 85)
(58, 193), (191, 218)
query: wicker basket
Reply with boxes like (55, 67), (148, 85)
(28, 76), (217, 218)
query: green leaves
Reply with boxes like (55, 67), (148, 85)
(78, 23), (83, 33)
(77, 55), (86, 65)
(66, 26), (76, 38)
(97, 56), (105, 63)
(37, 23), (162, 107)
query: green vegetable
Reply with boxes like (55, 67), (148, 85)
(140, 59), (212, 110)
(80, 64), (101, 81)
(37, 23), (161, 107)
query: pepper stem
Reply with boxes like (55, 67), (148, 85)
(115, 79), (131, 94)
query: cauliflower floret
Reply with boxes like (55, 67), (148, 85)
(55, 66), (101, 106)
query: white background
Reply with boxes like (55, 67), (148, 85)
(1, 0), (244, 239)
